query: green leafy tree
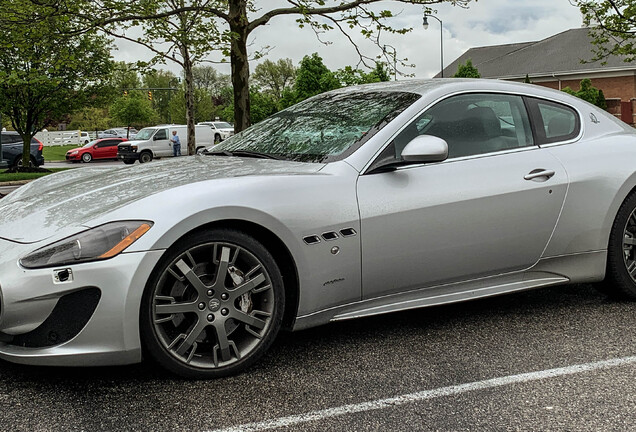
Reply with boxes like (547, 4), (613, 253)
(222, 88), (278, 124)
(576, 1), (636, 62)
(252, 59), (297, 102)
(0, 0), (113, 169)
(110, 94), (157, 137)
(453, 59), (481, 78)
(369, 62), (392, 82)
(68, 108), (112, 133)
(286, 53), (341, 107)
(562, 78), (607, 109)
(335, 62), (391, 86)
(15, 0), (473, 134)
(192, 65), (230, 95)
(168, 88), (215, 124)
(143, 69), (180, 124)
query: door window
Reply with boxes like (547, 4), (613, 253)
(154, 129), (167, 140)
(395, 93), (534, 159)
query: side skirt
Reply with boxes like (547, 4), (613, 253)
(293, 250), (606, 331)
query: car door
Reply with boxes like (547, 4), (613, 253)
(92, 140), (111, 159)
(152, 128), (171, 156)
(357, 92), (569, 299)
(101, 139), (119, 159)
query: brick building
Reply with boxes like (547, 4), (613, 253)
(439, 28), (636, 124)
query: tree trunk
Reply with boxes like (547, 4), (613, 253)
(182, 47), (196, 155)
(229, 0), (250, 132)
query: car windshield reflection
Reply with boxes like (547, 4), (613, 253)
(212, 91), (420, 163)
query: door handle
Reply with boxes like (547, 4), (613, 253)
(524, 169), (555, 181)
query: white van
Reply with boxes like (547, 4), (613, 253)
(117, 125), (214, 164)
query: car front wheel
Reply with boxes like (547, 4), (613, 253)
(600, 192), (636, 300)
(140, 228), (285, 379)
(81, 153), (92, 163)
(139, 151), (153, 163)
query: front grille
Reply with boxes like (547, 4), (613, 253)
(118, 145), (132, 153)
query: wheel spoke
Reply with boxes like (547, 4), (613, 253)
(625, 236), (636, 246)
(233, 310), (267, 330)
(155, 301), (198, 315)
(628, 261), (636, 278)
(229, 273), (266, 299)
(175, 259), (210, 294)
(175, 318), (208, 356)
(213, 246), (232, 288)
(213, 322), (232, 361)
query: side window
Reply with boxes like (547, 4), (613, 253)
(527, 98), (580, 144)
(393, 93), (534, 160)
(154, 129), (167, 140)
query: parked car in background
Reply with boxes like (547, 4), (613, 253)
(98, 128), (136, 140)
(118, 125), (214, 163)
(80, 132), (91, 144)
(65, 138), (127, 163)
(198, 121), (234, 144)
(0, 131), (44, 167)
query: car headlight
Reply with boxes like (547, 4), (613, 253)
(70, 151), (78, 155)
(20, 221), (153, 269)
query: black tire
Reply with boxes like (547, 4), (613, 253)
(214, 134), (221, 144)
(139, 151), (153, 163)
(13, 155), (35, 168)
(140, 228), (285, 379)
(599, 192), (636, 300)
(81, 153), (92, 163)
(123, 159), (135, 165)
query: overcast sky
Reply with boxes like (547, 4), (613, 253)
(114, 0), (583, 79)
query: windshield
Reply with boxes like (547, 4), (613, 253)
(134, 128), (156, 140)
(212, 91), (420, 163)
(214, 122), (233, 129)
(83, 140), (98, 148)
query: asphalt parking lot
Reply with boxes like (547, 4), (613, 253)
(0, 283), (634, 431)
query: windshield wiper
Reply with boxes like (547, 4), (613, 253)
(203, 150), (283, 160)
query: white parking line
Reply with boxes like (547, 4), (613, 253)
(209, 355), (636, 432)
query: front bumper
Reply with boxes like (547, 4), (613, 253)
(66, 153), (81, 161)
(0, 239), (164, 366)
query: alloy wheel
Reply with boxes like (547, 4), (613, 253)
(151, 241), (276, 368)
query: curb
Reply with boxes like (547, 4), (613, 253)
(0, 180), (31, 187)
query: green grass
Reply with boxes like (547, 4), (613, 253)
(0, 168), (71, 183)
(43, 144), (79, 161)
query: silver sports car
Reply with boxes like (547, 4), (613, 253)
(1, 79), (636, 378)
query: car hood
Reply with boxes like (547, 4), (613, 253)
(0, 156), (325, 243)
(66, 147), (84, 153)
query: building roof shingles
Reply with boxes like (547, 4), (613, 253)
(438, 28), (636, 79)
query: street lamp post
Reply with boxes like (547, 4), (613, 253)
(383, 44), (397, 81)
(423, 14), (444, 78)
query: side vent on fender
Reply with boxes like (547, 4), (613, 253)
(339, 228), (357, 237)
(303, 235), (321, 245)
(321, 232), (339, 241)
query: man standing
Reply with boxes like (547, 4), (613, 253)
(170, 130), (181, 156)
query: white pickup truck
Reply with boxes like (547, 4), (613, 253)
(117, 125), (214, 164)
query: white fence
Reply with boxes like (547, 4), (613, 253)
(34, 130), (97, 146)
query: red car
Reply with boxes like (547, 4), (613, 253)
(65, 138), (127, 162)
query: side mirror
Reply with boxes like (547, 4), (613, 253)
(400, 135), (448, 163)
(93, 145), (98, 149)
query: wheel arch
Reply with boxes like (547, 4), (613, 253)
(602, 177), (636, 250)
